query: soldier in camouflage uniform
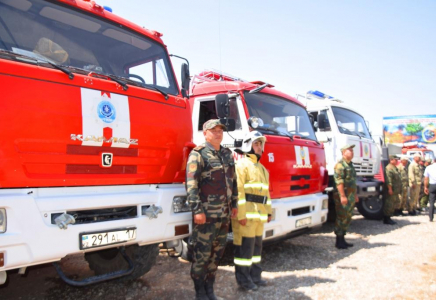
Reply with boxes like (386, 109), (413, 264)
(395, 157), (409, 216)
(408, 153), (423, 215)
(383, 155), (402, 225)
(333, 144), (358, 249)
(186, 119), (238, 300)
(419, 159), (432, 211)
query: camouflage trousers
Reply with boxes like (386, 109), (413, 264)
(398, 187), (409, 210)
(384, 193), (400, 217)
(334, 192), (356, 236)
(190, 217), (230, 280)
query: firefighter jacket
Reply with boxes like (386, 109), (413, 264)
(409, 161), (423, 186)
(236, 154), (272, 222)
(186, 142), (238, 218)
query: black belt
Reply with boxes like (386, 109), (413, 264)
(246, 193), (268, 204)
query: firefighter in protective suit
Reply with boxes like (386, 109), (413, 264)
(232, 131), (272, 291)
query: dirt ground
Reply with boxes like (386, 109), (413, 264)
(1, 212), (435, 300)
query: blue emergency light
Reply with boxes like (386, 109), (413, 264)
(308, 90), (334, 99)
(103, 6), (112, 12)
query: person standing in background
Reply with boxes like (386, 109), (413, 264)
(408, 153), (423, 216)
(395, 157), (409, 216)
(383, 155), (401, 225)
(333, 144), (358, 249)
(424, 159), (436, 222)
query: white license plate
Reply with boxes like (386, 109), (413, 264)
(367, 186), (376, 192)
(296, 217), (312, 228)
(80, 227), (136, 250)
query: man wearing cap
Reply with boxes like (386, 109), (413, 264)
(424, 159), (436, 221)
(333, 144), (358, 249)
(232, 131), (272, 291)
(186, 119), (238, 300)
(383, 155), (402, 225)
(396, 157), (409, 216)
(419, 159), (433, 212)
(408, 153), (423, 215)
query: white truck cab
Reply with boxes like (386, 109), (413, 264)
(302, 90), (384, 220)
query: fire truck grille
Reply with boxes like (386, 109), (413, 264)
(290, 184), (310, 191)
(353, 163), (374, 174)
(291, 206), (311, 216)
(51, 206), (137, 225)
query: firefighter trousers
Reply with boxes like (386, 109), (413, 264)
(232, 218), (264, 286)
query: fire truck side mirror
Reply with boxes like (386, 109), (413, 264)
(317, 113), (326, 130)
(215, 94), (230, 118)
(181, 63), (190, 99)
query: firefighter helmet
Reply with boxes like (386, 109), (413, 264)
(239, 131), (266, 153)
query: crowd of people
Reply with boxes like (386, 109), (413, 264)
(184, 119), (435, 299)
(384, 152), (436, 222)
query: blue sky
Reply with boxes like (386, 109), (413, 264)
(98, 0), (436, 139)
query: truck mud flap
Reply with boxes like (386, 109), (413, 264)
(52, 246), (134, 286)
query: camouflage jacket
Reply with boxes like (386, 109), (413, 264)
(385, 164), (402, 194)
(186, 142), (238, 218)
(397, 164), (408, 187)
(333, 159), (357, 196)
(409, 161), (423, 186)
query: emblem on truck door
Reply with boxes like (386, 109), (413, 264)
(102, 153), (113, 167)
(293, 146), (312, 168)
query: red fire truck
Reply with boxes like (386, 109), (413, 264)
(0, 0), (194, 285)
(174, 70), (328, 253)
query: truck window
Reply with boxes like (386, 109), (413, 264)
(0, 0), (178, 95)
(331, 106), (371, 139)
(244, 92), (317, 140)
(197, 99), (242, 131)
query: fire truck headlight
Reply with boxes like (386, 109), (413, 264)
(322, 199), (328, 210)
(172, 196), (191, 213)
(0, 208), (6, 233)
(247, 117), (264, 129)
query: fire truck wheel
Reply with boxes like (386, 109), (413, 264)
(356, 196), (384, 220)
(85, 243), (159, 280)
(174, 237), (191, 261)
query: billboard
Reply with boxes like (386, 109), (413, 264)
(383, 114), (436, 145)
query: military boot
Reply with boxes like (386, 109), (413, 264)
(204, 275), (218, 300)
(193, 278), (209, 300)
(335, 235), (348, 249)
(383, 216), (396, 225)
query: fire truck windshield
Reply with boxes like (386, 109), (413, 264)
(0, 0), (178, 95)
(244, 92), (317, 140)
(331, 106), (371, 139)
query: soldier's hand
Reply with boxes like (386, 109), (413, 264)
(267, 216), (272, 223)
(194, 213), (206, 225)
(355, 194), (359, 203)
(388, 189), (393, 196)
(231, 208), (238, 219)
(340, 195), (348, 206)
(239, 218), (247, 226)
(425, 187), (429, 195)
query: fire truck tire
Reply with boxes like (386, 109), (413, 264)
(85, 243), (159, 280)
(356, 196), (384, 220)
(174, 237), (191, 261)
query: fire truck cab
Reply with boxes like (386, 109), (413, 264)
(0, 0), (194, 285)
(186, 70), (329, 245)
